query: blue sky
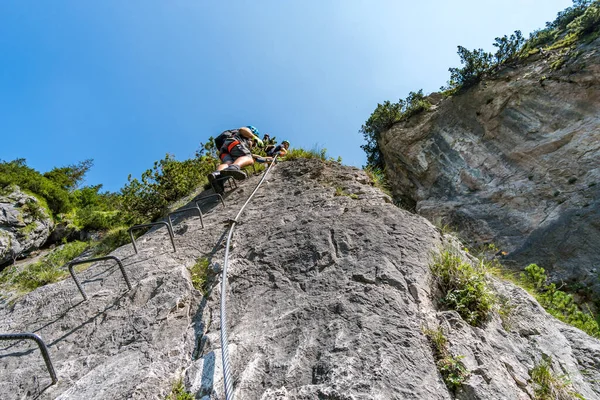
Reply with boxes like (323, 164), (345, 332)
(0, 1), (572, 192)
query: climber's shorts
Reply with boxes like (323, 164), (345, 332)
(219, 139), (252, 163)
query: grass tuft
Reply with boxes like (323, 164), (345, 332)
(0, 241), (89, 294)
(530, 355), (584, 400)
(423, 326), (469, 392)
(430, 249), (496, 326)
(166, 378), (194, 400)
(189, 257), (211, 295)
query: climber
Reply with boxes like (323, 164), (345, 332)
(208, 126), (263, 193)
(266, 140), (290, 157)
(262, 133), (276, 146)
(254, 140), (290, 164)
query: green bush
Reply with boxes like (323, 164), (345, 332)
(0, 159), (72, 215)
(360, 90), (431, 170)
(74, 208), (123, 230)
(189, 257), (211, 295)
(493, 30), (525, 64)
(43, 159), (93, 191)
(567, 4), (600, 34)
(521, 264), (599, 338)
(548, 0), (592, 30)
(444, 47), (494, 92)
(121, 153), (216, 223)
(166, 378), (194, 400)
(525, 28), (557, 50)
(430, 250), (496, 326)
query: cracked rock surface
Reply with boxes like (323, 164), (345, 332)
(1, 159), (599, 399)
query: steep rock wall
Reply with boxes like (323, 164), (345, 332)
(380, 37), (600, 294)
(0, 160), (599, 399)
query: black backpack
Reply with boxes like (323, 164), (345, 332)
(214, 129), (239, 150)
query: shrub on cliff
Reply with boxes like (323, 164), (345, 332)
(567, 3), (600, 35)
(360, 90), (431, 170)
(521, 264), (600, 338)
(0, 159), (72, 215)
(120, 152), (216, 223)
(430, 250), (495, 326)
(443, 47), (494, 92)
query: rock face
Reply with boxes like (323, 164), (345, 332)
(1, 159), (599, 399)
(379, 37), (600, 294)
(0, 186), (54, 266)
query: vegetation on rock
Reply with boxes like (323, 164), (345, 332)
(529, 355), (584, 400)
(521, 264), (600, 338)
(430, 249), (496, 326)
(423, 326), (469, 393)
(0, 241), (89, 295)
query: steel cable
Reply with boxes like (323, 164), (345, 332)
(219, 155), (279, 400)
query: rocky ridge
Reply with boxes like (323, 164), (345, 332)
(0, 159), (599, 399)
(380, 37), (600, 295)
(0, 186), (54, 266)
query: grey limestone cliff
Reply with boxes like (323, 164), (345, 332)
(380, 37), (600, 296)
(0, 159), (599, 399)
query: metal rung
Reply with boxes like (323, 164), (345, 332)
(128, 221), (176, 254)
(0, 333), (57, 384)
(68, 256), (132, 301)
(196, 193), (225, 209)
(168, 205), (204, 229)
(211, 176), (237, 193)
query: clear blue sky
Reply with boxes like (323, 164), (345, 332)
(0, 1), (572, 192)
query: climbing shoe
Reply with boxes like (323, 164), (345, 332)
(220, 165), (247, 181)
(207, 171), (225, 194)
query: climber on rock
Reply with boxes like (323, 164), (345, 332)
(208, 126), (263, 193)
(266, 140), (290, 157)
(255, 140), (290, 164)
(262, 133), (276, 146)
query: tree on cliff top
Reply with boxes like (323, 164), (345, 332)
(360, 90), (431, 170)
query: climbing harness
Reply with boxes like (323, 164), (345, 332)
(219, 154), (279, 400)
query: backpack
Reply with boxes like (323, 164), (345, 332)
(214, 129), (239, 150)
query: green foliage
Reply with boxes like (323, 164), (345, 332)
(121, 153), (215, 223)
(524, 28), (557, 51)
(430, 250), (496, 326)
(493, 30), (525, 64)
(548, 0), (592, 30)
(567, 3), (600, 34)
(360, 90), (431, 170)
(43, 159), (93, 191)
(444, 46), (493, 92)
(521, 264), (599, 338)
(0, 241), (88, 293)
(92, 226), (131, 256)
(0, 159), (72, 215)
(423, 327), (469, 392)
(189, 257), (211, 295)
(284, 146), (329, 161)
(530, 355), (584, 400)
(166, 378), (194, 400)
(21, 199), (46, 220)
(363, 166), (391, 197)
(333, 186), (359, 199)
